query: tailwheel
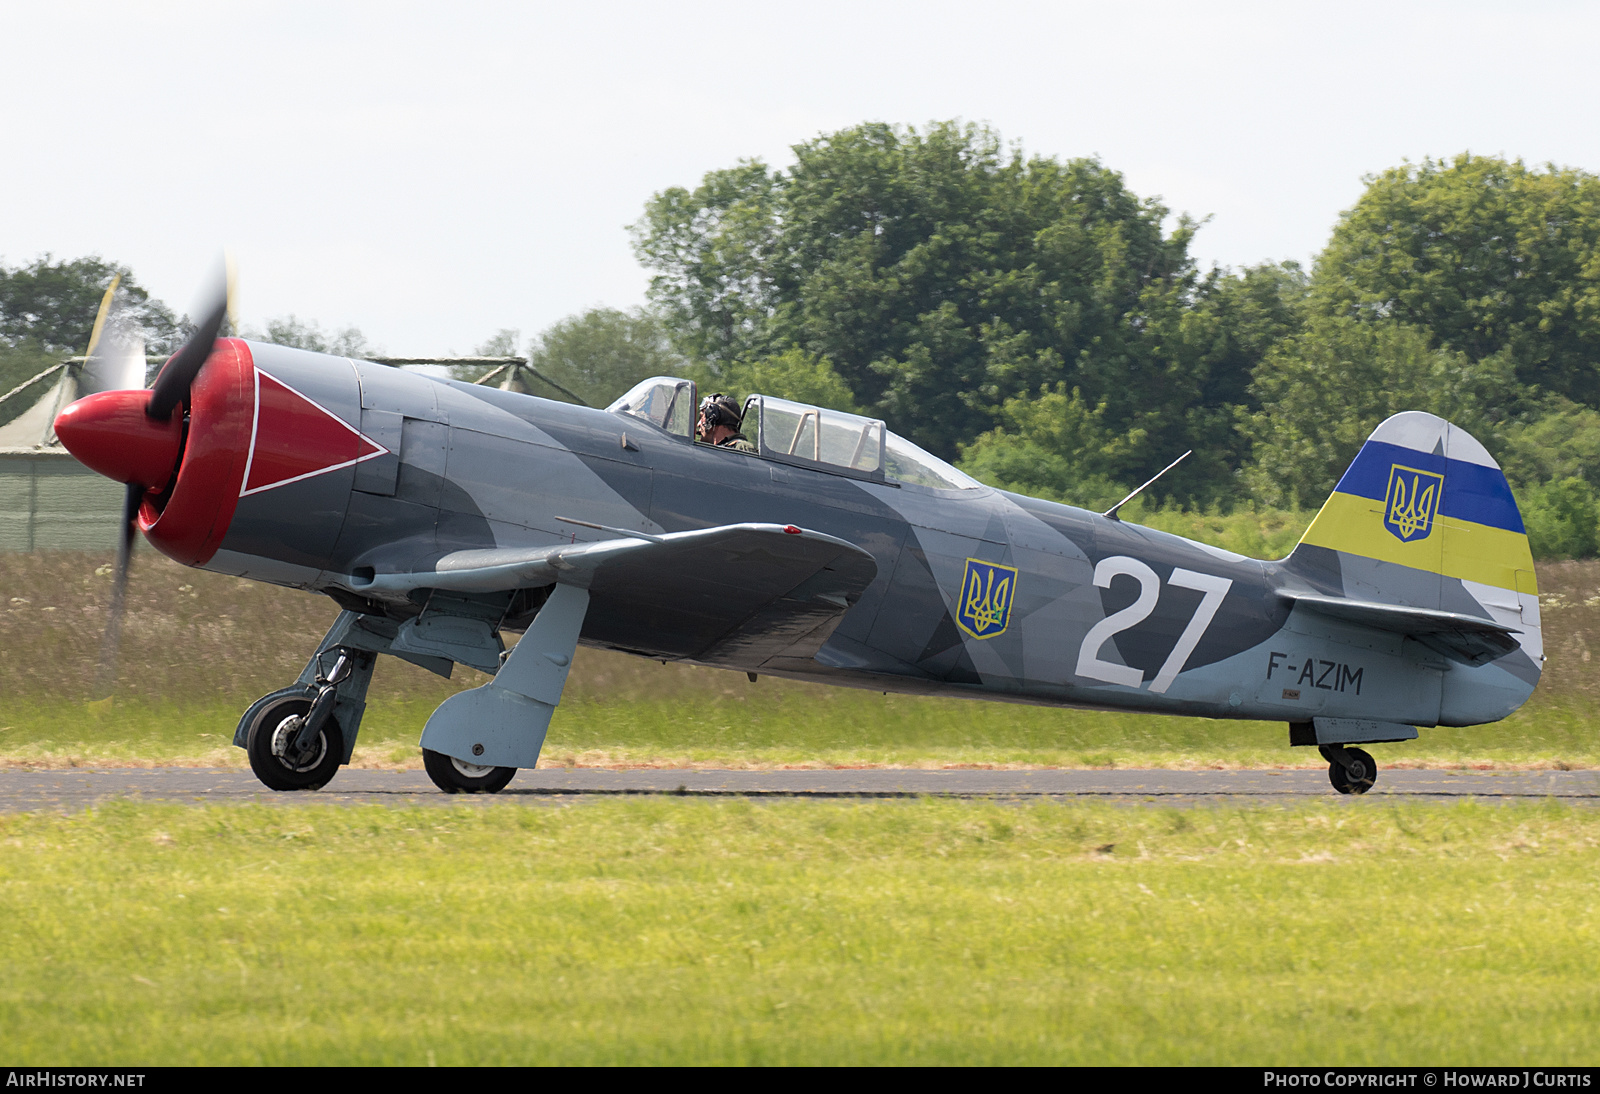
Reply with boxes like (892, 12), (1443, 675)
(423, 748), (516, 794)
(245, 695), (344, 791)
(1323, 745), (1377, 796)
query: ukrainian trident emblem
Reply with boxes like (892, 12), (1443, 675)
(957, 558), (1018, 639)
(1383, 464), (1445, 543)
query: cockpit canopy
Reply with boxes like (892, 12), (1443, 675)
(751, 395), (882, 473)
(606, 377), (981, 491)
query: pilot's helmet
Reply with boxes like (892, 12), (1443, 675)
(698, 393), (743, 431)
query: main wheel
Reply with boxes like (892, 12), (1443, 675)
(423, 748), (516, 794)
(246, 696), (344, 791)
(1328, 747), (1377, 795)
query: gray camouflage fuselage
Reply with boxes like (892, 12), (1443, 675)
(200, 343), (1540, 735)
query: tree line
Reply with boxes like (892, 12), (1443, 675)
(7, 122), (1600, 557)
(628, 123), (1600, 558)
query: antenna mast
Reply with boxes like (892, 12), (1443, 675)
(1103, 450), (1192, 522)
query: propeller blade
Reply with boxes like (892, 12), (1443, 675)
(83, 274), (122, 362)
(89, 258), (233, 698)
(147, 260), (233, 421)
(82, 275), (149, 394)
(91, 482), (143, 700)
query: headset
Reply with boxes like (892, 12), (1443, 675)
(698, 393), (742, 432)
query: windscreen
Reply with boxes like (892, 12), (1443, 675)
(606, 377), (695, 438)
(881, 432), (983, 490)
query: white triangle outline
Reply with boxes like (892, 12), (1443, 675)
(239, 365), (390, 498)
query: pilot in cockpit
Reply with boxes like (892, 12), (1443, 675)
(696, 393), (757, 453)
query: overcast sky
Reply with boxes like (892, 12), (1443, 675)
(5, 1), (1597, 355)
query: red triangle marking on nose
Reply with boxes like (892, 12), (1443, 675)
(241, 369), (387, 497)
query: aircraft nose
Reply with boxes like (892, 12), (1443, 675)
(54, 390), (185, 492)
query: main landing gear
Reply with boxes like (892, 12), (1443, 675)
(422, 749), (517, 794)
(242, 644), (364, 792)
(1320, 744), (1378, 795)
(239, 588), (591, 795)
(246, 694), (345, 791)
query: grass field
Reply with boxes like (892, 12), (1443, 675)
(2, 798), (1596, 1065)
(5, 551), (1598, 1066)
(3, 550), (1600, 770)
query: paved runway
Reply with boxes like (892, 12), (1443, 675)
(2, 766), (1597, 812)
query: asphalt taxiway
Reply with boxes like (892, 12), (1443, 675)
(2, 766), (1597, 812)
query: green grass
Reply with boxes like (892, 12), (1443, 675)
(1, 799), (1597, 1064)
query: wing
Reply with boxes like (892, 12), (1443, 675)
(352, 523), (879, 666)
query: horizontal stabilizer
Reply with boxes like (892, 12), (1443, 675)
(1282, 592), (1521, 666)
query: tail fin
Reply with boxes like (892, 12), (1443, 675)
(1288, 411), (1540, 718)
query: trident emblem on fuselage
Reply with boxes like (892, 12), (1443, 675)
(957, 558), (1018, 639)
(1383, 464), (1445, 543)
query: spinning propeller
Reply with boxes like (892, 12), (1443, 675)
(56, 264), (234, 698)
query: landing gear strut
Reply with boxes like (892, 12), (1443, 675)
(244, 647), (357, 791)
(1320, 744), (1377, 795)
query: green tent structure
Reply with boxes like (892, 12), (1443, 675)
(0, 359), (134, 552)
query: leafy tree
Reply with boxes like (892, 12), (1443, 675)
(1498, 395), (1600, 495)
(1245, 316), (1519, 508)
(777, 124), (1208, 460)
(523, 307), (685, 408)
(252, 315), (371, 356)
(958, 385), (1137, 510)
(1183, 262), (1310, 415)
(1238, 155), (1600, 513)
(630, 161), (780, 367)
(1522, 477), (1599, 559)
(475, 329), (521, 357)
(956, 261), (1309, 507)
(693, 348), (860, 414)
(638, 138), (1600, 515)
(0, 255), (179, 355)
(634, 122), (1221, 480)
(1312, 155), (1600, 407)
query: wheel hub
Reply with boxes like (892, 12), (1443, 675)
(451, 757), (496, 778)
(270, 715), (326, 772)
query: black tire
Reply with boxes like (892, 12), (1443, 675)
(245, 696), (343, 791)
(423, 748), (516, 794)
(1328, 747), (1377, 795)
